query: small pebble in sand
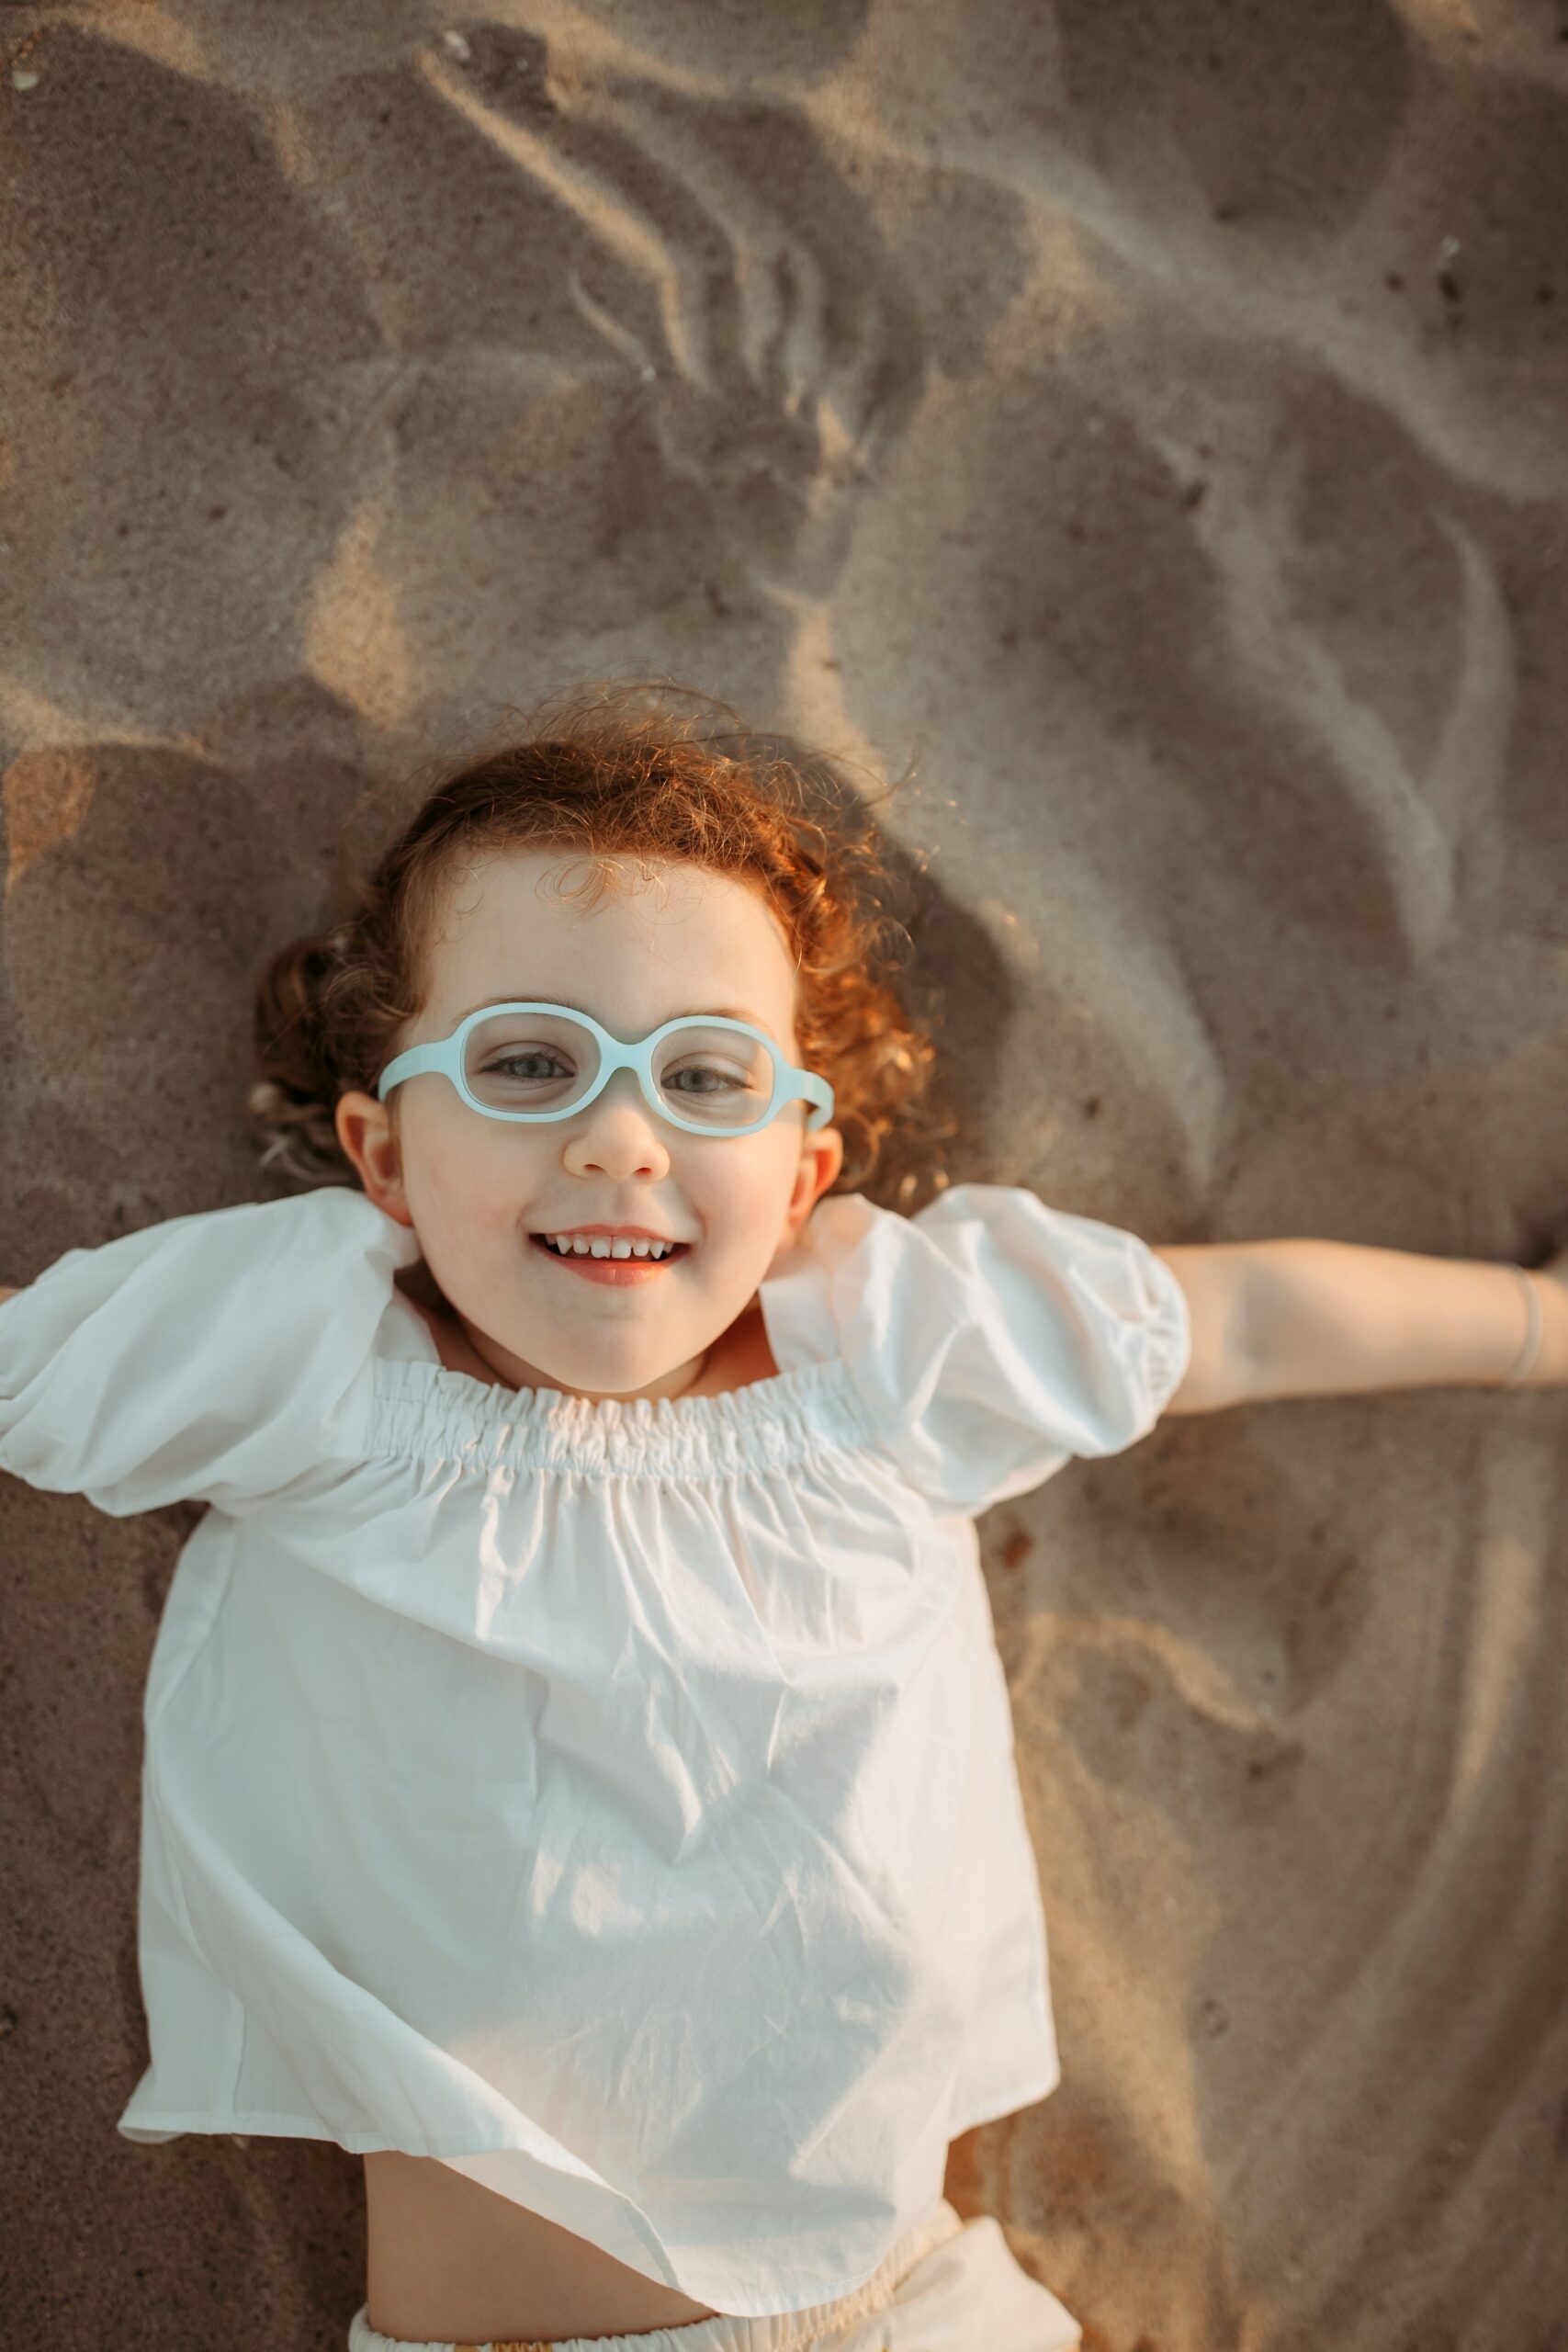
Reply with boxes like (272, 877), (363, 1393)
(442, 29), (472, 62)
(11, 69), (40, 90)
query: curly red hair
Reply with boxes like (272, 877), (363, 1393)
(248, 680), (942, 1200)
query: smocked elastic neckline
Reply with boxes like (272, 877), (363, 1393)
(364, 1351), (874, 1476)
(392, 1349), (844, 1426)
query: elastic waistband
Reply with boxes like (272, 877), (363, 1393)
(347, 2198), (967, 2352)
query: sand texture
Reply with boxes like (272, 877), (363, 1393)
(4, 3), (1568, 2346)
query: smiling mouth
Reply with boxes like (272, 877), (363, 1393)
(532, 1234), (687, 1261)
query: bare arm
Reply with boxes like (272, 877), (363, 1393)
(1151, 1239), (1568, 1414)
(1148, 1246), (1255, 1414)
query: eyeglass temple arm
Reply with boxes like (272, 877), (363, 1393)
(798, 1072), (835, 1131)
(376, 1041), (447, 1102)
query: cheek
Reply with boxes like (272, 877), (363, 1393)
(686, 1137), (801, 1250)
(401, 1102), (549, 1230)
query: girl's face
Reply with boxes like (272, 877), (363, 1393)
(334, 849), (843, 1405)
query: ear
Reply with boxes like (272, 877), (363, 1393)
(779, 1124), (844, 1247)
(333, 1091), (414, 1227)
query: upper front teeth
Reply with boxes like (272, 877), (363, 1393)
(547, 1234), (673, 1259)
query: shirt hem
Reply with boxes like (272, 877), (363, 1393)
(118, 2067), (1062, 2155)
(119, 2117), (364, 2154)
(946, 2065), (1061, 2138)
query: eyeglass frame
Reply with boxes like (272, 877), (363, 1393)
(375, 1000), (836, 1138)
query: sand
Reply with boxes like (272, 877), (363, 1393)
(3, 3), (1568, 2346)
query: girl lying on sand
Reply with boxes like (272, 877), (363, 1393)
(3, 683), (1562, 2352)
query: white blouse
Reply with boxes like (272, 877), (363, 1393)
(0, 1179), (1190, 2318)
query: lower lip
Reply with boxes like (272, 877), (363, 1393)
(531, 1237), (685, 1285)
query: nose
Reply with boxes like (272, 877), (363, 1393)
(560, 1070), (671, 1182)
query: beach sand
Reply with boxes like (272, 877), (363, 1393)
(3, 4), (1567, 2346)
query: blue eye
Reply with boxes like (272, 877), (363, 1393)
(665, 1064), (748, 1095)
(662, 1054), (765, 1099)
(486, 1050), (573, 1083)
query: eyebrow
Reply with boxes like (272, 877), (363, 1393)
(471, 992), (778, 1036)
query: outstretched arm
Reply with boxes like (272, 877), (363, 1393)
(1152, 1239), (1568, 1415)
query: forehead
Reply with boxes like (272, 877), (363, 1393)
(422, 849), (800, 1032)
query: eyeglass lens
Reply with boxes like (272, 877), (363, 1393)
(462, 1011), (776, 1128)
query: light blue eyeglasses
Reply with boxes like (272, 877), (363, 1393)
(376, 1001), (835, 1139)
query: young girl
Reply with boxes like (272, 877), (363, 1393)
(3, 684), (1563, 2352)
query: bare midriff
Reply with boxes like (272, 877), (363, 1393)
(363, 2152), (724, 2342)
(367, 1282), (777, 2337)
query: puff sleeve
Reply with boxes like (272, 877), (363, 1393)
(0, 1187), (422, 1518)
(763, 1182), (1191, 1513)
